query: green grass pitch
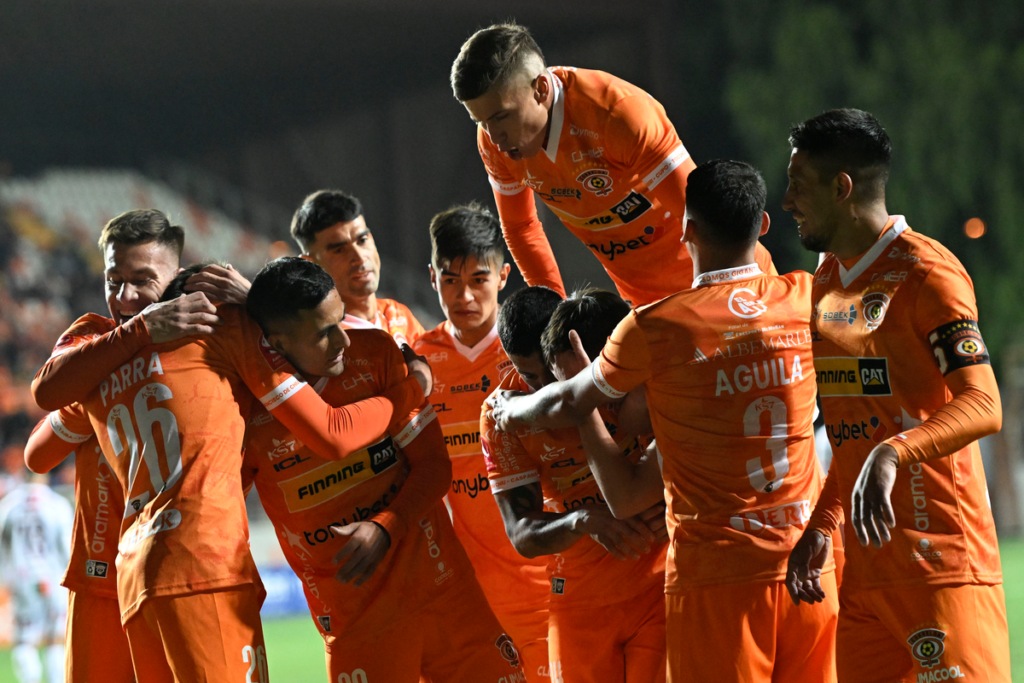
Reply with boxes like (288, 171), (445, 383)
(1, 540), (1021, 682)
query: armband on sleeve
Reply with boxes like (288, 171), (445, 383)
(928, 320), (990, 376)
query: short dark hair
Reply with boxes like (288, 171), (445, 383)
(789, 108), (892, 201)
(429, 201), (505, 271)
(98, 209), (184, 257)
(685, 160), (767, 248)
(159, 261), (219, 302)
(451, 23), (546, 102)
(541, 288), (630, 363)
(246, 257), (337, 333)
(290, 190), (364, 251)
(497, 286), (562, 358)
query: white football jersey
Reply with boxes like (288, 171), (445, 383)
(0, 483), (72, 586)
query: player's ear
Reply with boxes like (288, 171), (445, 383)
(299, 253), (314, 263)
(497, 262), (511, 291)
(428, 264), (439, 292)
(759, 211), (770, 237)
(266, 332), (289, 356)
(834, 172), (854, 204)
(681, 216), (696, 244)
(533, 73), (549, 104)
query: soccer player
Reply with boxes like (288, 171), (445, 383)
(411, 203), (549, 681)
(37, 217), (428, 681)
(291, 190), (425, 345)
(0, 473), (72, 683)
(24, 420), (134, 683)
(783, 109), (1009, 682)
(451, 22), (775, 306)
(488, 160), (840, 682)
(483, 286), (668, 683)
(241, 256), (526, 682)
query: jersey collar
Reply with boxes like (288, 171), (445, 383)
(836, 216), (907, 289)
(543, 69), (565, 163)
(343, 312), (384, 331)
(446, 321), (499, 363)
(692, 263), (763, 289)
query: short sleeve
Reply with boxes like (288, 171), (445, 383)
(606, 95), (687, 192)
(595, 310), (652, 398)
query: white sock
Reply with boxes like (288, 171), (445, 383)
(44, 644), (65, 683)
(11, 644), (42, 683)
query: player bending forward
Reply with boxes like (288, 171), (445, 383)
(784, 109), (1009, 682)
(242, 257), (526, 683)
(490, 160), (839, 682)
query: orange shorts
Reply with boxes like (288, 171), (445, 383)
(66, 590), (134, 683)
(666, 573), (838, 683)
(124, 584), (267, 683)
(494, 602), (549, 683)
(326, 576), (526, 683)
(548, 581), (665, 683)
(836, 583), (1010, 683)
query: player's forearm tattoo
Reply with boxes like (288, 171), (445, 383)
(509, 483), (541, 518)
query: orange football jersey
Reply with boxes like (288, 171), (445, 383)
(242, 329), (474, 640)
(480, 66), (774, 305)
(808, 216), (1001, 589)
(413, 322), (549, 612)
(343, 297), (425, 346)
(40, 411), (124, 600)
(51, 305), (423, 622)
(595, 264), (826, 590)
(482, 370), (666, 607)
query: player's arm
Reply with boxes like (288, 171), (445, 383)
(578, 416), (664, 519)
(787, 459), (840, 605)
(25, 408), (92, 474)
(851, 264), (999, 549)
(32, 294), (221, 410)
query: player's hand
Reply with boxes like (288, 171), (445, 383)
(637, 501), (668, 544)
(184, 263), (251, 304)
(785, 528), (831, 605)
(550, 329), (591, 382)
(851, 443), (899, 548)
(332, 521), (392, 586)
(141, 292), (222, 344)
(487, 390), (528, 432)
(573, 505), (655, 560)
(400, 344), (432, 396)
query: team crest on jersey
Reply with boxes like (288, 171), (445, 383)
(495, 634), (521, 669)
(861, 292), (891, 331)
(576, 168), (613, 196)
(907, 627), (946, 668)
(728, 288), (767, 319)
(85, 560), (108, 578)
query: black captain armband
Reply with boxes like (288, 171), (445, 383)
(928, 320), (990, 375)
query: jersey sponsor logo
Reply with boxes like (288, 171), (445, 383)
(427, 351), (448, 364)
(911, 537), (942, 562)
(258, 335), (289, 370)
(551, 577), (566, 595)
(861, 292), (891, 330)
(248, 411), (275, 427)
(571, 147), (604, 162)
(551, 463), (593, 493)
(277, 437), (398, 512)
(451, 473), (490, 498)
(729, 500), (811, 534)
(714, 355), (806, 396)
(585, 226), (659, 261)
(273, 452), (311, 472)
(908, 463), (930, 531)
(728, 288), (768, 319)
(609, 191), (653, 224)
(442, 421), (482, 457)
(420, 517), (455, 585)
(915, 667), (965, 681)
(85, 559), (109, 578)
(819, 304), (858, 325)
(907, 627), (947, 669)
(815, 357), (891, 396)
(301, 484), (400, 546)
(120, 508), (181, 552)
(563, 489), (606, 511)
(576, 168), (613, 196)
(91, 463), (115, 554)
(870, 270), (908, 284)
(267, 437), (302, 460)
(887, 244), (922, 265)
(432, 402), (452, 412)
(450, 375), (492, 394)
(98, 351), (165, 407)
(928, 319), (989, 375)
(537, 187), (583, 202)
(825, 417), (888, 448)
(569, 124), (598, 139)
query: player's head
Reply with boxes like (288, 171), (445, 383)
(783, 108), (892, 253)
(159, 262), (218, 302)
(497, 285), (563, 391)
(542, 288), (631, 380)
(247, 257), (350, 378)
(98, 209), (184, 324)
(682, 159), (769, 258)
(452, 23), (551, 162)
(291, 190), (381, 303)
(429, 202), (511, 336)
